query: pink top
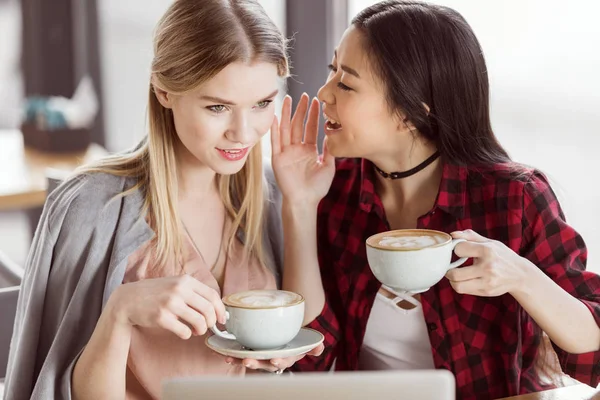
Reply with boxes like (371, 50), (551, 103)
(123, 219), (277, 399)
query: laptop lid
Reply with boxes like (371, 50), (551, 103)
(162, 370), (455, 400)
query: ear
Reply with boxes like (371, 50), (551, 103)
(397, 102), (431, 132)
(397, 112), (416, 133)
(152, 76), (173, 109)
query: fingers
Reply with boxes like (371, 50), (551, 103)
(446, 265), (484, 282)
(174, 303), (208, 336)
(308, 343), (325, 356)
(226, 353), (308, 371)
(185, 277), (227, 324)
(290, 93), (309, 144)
(182, 292), (218, 329)
(449, 277), (507, 297)
(240, 359), (282, 372)
(225, 357), (242, 366)
(223, 343), (325, 372)
(280, 95), (292, 147)
(259, 344), (325, 370)
(454, 240), (493, 259)
(269, 353), (305, 369)
(303, 97), (320, 145)
(270, 115), (281, 155)
(449, 278), (485, 295)
(452, 229), (490, 243)
(157, 312), (193, 340)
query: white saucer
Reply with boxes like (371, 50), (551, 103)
(206, 328), (324, 360)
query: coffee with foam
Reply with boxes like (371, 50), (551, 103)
(212, 289), (305, 350)
(224, 290), (303, 309)
(365, 229), (468, 294)
(378, 234), (447, 250)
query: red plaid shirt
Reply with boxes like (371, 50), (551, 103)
(293, 158), (600, 400)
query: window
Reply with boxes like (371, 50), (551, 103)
(257, 0), (286, 157)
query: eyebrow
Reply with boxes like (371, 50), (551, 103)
(334, 50), (361, 79)
(201, 89), (279, 105)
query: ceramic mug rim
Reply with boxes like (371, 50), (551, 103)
(366, 229), (452, 252)
(222, 289), (305, 310)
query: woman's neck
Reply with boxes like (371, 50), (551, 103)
(372, 141), (443, 214)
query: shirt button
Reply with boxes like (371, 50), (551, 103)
(427, 323), (437, 332)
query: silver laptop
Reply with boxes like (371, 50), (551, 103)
(162, 370), (455, 400)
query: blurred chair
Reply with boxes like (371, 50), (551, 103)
(0, 250), (22, 288)
(0, 250), (22, 386)
(0, 287), (19, 381)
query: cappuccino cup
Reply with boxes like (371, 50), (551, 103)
(210, 289), (305, 350)
(366, 229), (467, 293)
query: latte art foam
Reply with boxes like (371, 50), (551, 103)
(225, 290), (303, 308)
(378, 234), (446, 250)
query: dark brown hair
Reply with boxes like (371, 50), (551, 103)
(353, 0), (561, 382)
(352, 0), (510, 166)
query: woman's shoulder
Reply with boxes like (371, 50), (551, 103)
(46, 171), (131, 210)
(465, 162), (549, 193)
(462, 162), (560, 221)
(44, 172), (138, 236)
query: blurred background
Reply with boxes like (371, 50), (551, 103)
(0, 0), (598, 272)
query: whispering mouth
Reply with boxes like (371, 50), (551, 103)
(324, 115), (342, 131)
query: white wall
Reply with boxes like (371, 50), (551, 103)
(0, 0), (22, 129)
(98, 0), (285, 154)
(349, 0), (600, 271)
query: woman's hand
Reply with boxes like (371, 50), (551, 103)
(108, 274), (227, 339)
(271, 94), (335, 208)
(445, 229), (530, 297)
(446, 229), (600, 354)
(225, 343), (325, 373)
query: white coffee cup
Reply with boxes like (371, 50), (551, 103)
(210, 289), (305, 350)
(366, 229), (468, 293)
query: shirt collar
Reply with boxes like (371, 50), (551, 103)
(359, 158), (467, 219)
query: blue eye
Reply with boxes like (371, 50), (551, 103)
(207, 105), (228, 113)
(255, 100), (273, 109)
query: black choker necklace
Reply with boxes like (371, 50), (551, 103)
(374, 151), (441, 180)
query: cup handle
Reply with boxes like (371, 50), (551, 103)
(447, 238), (468, 271)
(210, 311), (237, 340)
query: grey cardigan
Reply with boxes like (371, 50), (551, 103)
(3, 166), (284, 400)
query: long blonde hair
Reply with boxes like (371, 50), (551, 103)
(80, 0), (289, 267)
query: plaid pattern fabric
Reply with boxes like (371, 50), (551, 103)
(293, 158), (600, 400)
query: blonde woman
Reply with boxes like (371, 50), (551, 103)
(4, 1), (321, 399)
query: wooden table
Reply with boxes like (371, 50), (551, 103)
(0, 129), (108, 211)
(499, 384), (600, 399)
